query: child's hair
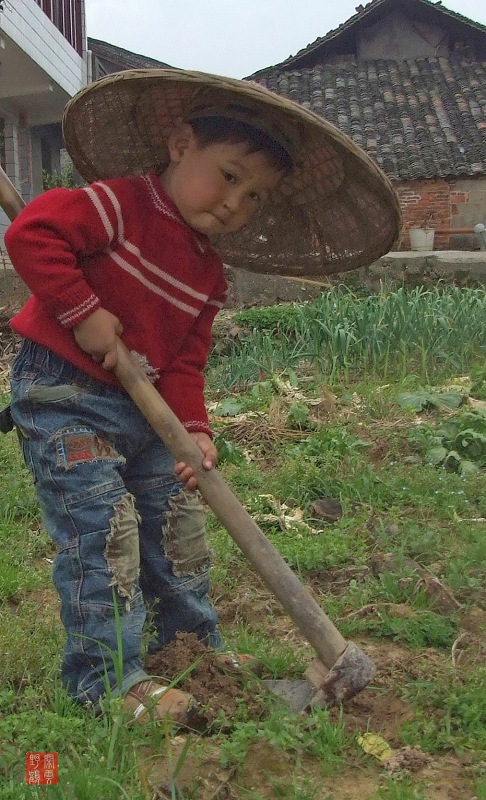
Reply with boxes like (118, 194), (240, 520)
(188, 116), (293, 175)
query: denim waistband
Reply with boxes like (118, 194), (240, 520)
(11, 338), (123, 395)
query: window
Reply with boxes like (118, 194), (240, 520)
(35, 0), (83, 56)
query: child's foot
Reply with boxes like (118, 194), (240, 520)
(122, 679), (203, 728)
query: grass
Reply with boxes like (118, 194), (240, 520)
(0, 425), (51, 601)
(1, 285), (486, 799)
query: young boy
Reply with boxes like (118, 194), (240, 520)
(5, 69), (399, 725)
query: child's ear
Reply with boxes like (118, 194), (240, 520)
(167, 123), (196, 163)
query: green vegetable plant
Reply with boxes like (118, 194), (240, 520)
(409, 409), (486, 475)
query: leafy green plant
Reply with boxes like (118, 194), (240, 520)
(232, 302), (305, 335)
(396, 389), (463, 412)
(210, 286), (486, 390)
(42, 166), (77, 190)
(409, 409), (486, 475)
(401, 668), (486, 753)
(213, 433), (247, 465)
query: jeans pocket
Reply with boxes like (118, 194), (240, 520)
(27, 381), (86, 406)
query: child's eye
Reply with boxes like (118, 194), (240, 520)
(222, 170), (237, 184)
(249, 191), (262, 204)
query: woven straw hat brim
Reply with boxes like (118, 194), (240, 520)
(63, 68), (401, 277)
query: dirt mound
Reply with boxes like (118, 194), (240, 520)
(144, 632), (264, 727)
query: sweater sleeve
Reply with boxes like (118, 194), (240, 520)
(5, 182), (127, 329)
(156, 279), (228, 436)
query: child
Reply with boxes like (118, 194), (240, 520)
(5, 69), (399, 725)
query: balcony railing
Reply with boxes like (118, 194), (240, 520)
(34, 0), (83, 56)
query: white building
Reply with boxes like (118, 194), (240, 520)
(0, 0), (88, 243)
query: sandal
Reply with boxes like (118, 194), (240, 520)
(216, 652), (264, 676)
(122, 679), (202, 727)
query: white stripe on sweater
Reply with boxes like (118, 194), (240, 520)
(96, 183), (125, 242)
(109, 251), (200, 316)
(83, 186), (115, 241)
(122, 241), (209, 303)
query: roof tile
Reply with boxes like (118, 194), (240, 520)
(255, 58), (486, 179)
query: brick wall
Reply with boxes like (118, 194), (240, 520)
(394, 177), (486, 250)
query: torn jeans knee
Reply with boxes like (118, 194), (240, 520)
(104, 493), (141, 604)
(162, 488), (210, 577)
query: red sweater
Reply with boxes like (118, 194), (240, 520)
(5, 173), (228, 435)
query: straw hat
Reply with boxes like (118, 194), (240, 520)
(63, 68), (401, 277)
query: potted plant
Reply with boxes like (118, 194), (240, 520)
(409, 212), (436, 251)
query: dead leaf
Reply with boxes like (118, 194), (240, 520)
(358, 732), (394, 762)
(311, 497), (343, 522)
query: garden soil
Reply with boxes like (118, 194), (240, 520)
(139, 570), (481, 800)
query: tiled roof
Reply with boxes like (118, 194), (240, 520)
(253, 0), (486, 73)
(88, 38), (172, 70)
(255, 58), (486, 180)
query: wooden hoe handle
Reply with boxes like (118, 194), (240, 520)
(114, 341), (348, 667)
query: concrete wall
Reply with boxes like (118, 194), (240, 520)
(395, 176), (486, 250)
(450, 178), (486, 249)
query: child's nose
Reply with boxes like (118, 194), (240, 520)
(223, 189), (247, 213)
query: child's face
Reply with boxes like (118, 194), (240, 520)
(161, 125), (284, 236)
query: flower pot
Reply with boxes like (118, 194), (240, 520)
(409, 227), (435, 251)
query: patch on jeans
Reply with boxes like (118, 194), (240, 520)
(105, 493), (141, 603)
(53, 427), (123, 469)
(163, 488), (210, 577)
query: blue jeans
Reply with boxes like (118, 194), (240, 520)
(10, 340), (222, 706)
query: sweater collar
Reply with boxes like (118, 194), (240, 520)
(143, 173), (210, 255)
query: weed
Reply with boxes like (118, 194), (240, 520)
(370, 778), (428, 799)
(233, 302), (305, 335)
(476, 774), (486, 800)
(343, 604), (457, 649)
(401, 668), (486, 753)
(220, 706), (346, 773)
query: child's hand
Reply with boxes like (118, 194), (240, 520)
(175, 432), (218, 490)
(73, 308), (124, 370)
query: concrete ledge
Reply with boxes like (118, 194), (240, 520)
(377, 250), (486, 265)
(366, 250), (486, 290)
(227, 251), (486, 305)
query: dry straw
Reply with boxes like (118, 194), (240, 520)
(63, 68), (401, 277)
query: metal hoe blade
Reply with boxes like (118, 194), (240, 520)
(263, 680), (315, 714)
